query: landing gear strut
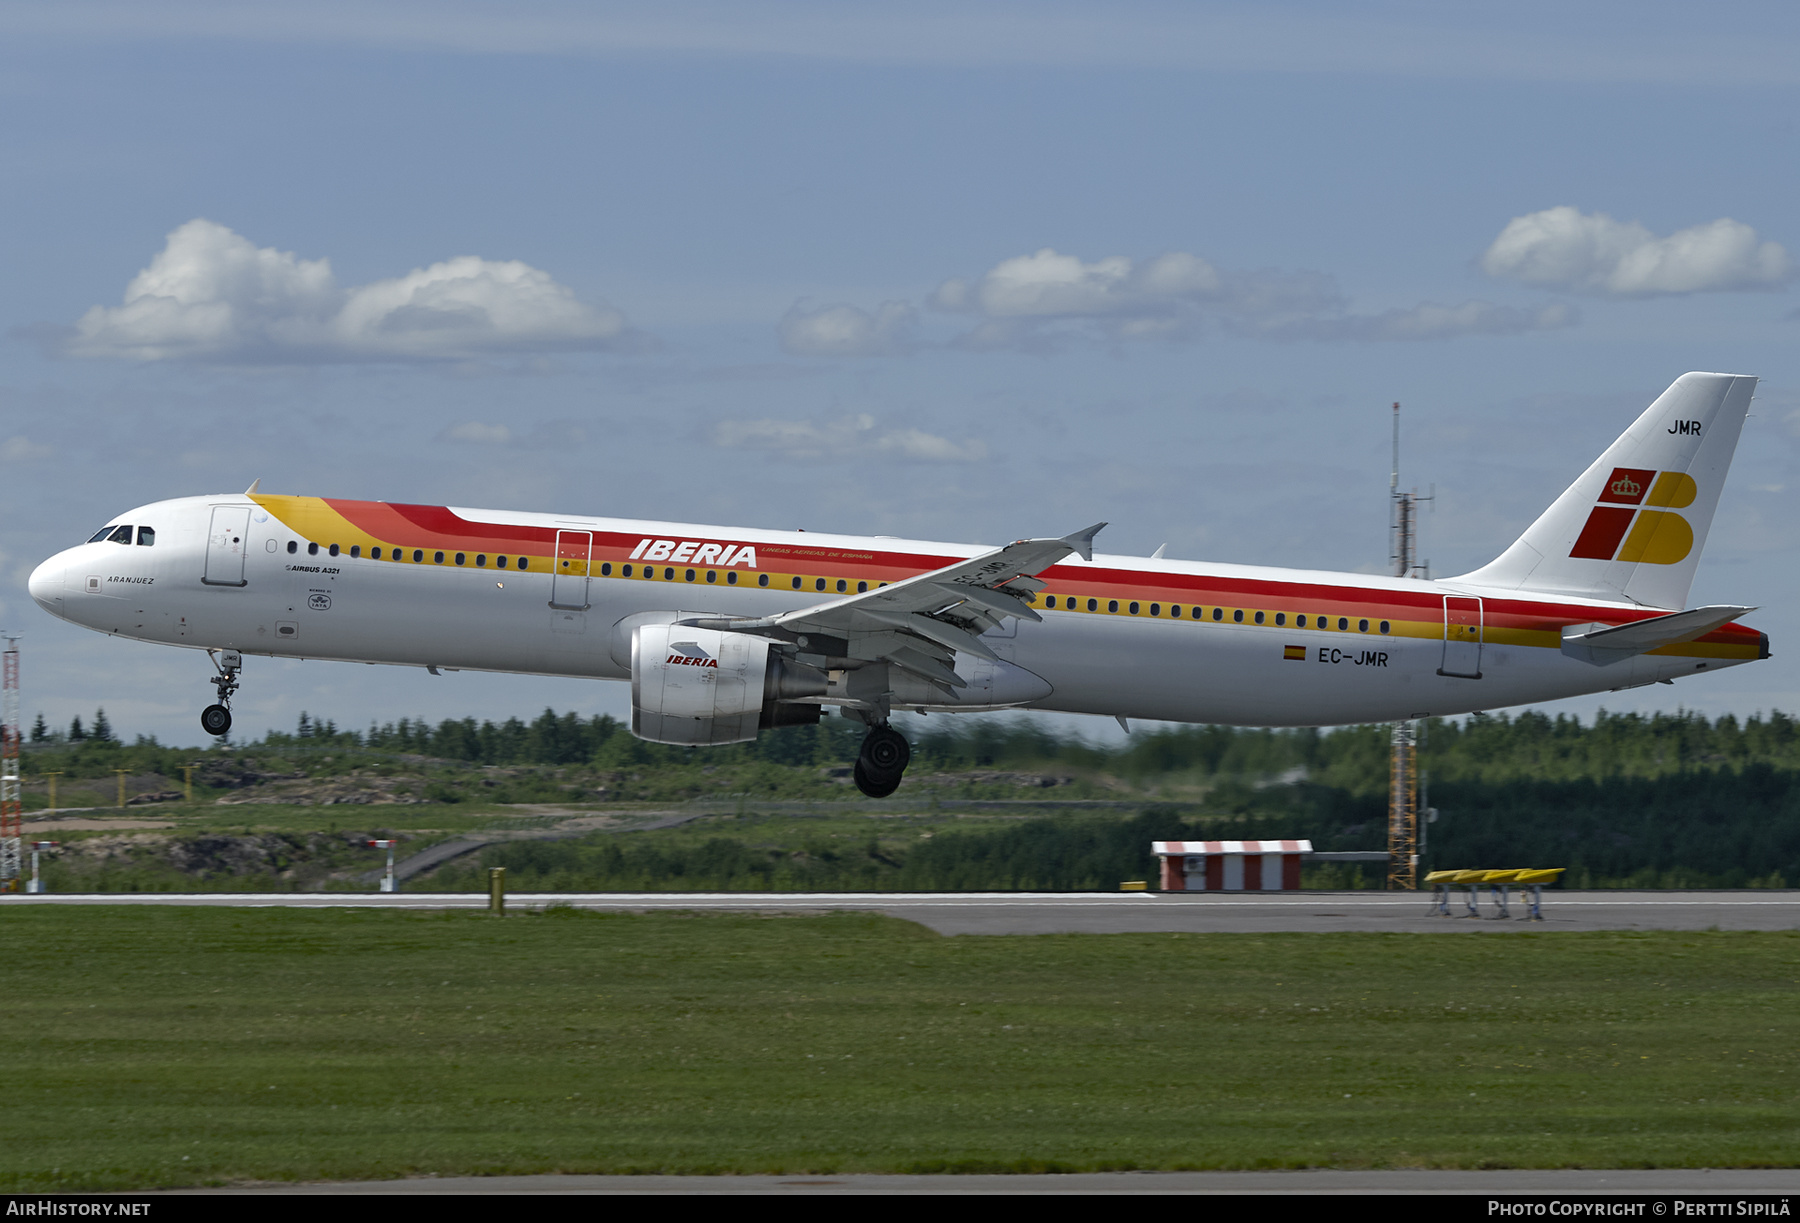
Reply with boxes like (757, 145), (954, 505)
(853, 724), (911, 798)
(201, 649), (241, 738)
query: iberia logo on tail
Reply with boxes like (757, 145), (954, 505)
(1568, 467), (1697, 564)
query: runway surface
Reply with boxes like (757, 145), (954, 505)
(9, 889), (1800, 933)
(185, 1168), (1800, 1194)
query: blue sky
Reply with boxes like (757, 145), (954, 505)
(4, 2), (1799, 746)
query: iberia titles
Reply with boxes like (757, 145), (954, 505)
(628, 539), (758, 568)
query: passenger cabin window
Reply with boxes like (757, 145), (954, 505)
(107, 525), (133, 545)
(288, 541), (297, 554)
(307, 543), (319, 556)
(136, 526), (155, 546)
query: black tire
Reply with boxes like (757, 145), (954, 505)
(853, 758), (902, 799)
(200, 704), (232, 737)
(862, 726), (910, 774)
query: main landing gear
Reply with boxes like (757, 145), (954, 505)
(200, 649), (241, 738)
(853, 724), (911, 798)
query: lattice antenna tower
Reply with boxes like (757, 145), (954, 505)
(1389, 402), (1434, 580)
(1, 632), (21, 889)
(1385, 406), (1431, 889)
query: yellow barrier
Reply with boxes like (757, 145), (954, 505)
(1427, 868), (1564, 920)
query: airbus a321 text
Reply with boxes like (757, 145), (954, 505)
(29, 372), (1769, 797)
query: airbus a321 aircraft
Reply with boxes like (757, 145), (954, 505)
(28, 372), (1768, 797)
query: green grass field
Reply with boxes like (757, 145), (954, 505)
(3, 908), (1796, 1189)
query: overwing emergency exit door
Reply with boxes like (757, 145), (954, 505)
(1439, 595), (1483, 679)
(202, 506), (251, 587)
(551, 530), (592, 610)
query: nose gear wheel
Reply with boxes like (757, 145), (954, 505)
(201, 649), (241, 738)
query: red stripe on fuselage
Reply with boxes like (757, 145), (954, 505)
(320, 501), (1759, 643)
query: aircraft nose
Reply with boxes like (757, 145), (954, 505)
(28, 556), (65, 616)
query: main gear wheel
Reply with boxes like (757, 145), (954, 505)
(853, 725), (911, 798)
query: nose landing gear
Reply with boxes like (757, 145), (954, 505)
(853, 724), (911, 798)
(200, 649), (241, 738)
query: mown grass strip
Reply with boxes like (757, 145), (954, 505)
(3, 908), (1796, 1189)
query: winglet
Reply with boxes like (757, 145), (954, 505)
(245, 478), (261, 495)
(1061, 522), (1106, 562)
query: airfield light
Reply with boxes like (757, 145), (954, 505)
(488, 866), (506, 914)
(368, 839), (398, 893)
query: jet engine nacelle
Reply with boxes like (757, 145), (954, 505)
(630, 623), (827, 745)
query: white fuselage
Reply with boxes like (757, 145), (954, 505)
(28, 493), (1764, 728)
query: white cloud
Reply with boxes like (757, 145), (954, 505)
(441, 422), (513, 445)
(63, 219), (643, 362)
(922, 246), (1566, 350)
(1481, 206), (1795, 296)
(0, 436), (52, 461)
(778, 300), (918, 356)
(1260, 300), (1577, 342)
(713, 414), (986, 463)
(932, 249), (1222, 318)
(929, 247), (1344, 351)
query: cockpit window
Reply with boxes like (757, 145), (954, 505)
(107, 525), (133, 545)
(89, 527), (116, 543)
(136, 526), (155, 546)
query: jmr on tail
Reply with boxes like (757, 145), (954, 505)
(30, 372), (1768, 797)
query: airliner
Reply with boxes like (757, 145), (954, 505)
(28, 372), (1767, 796)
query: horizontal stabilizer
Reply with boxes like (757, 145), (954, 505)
(1561, 604), (1754, 666)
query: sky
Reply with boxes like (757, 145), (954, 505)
(3, 1), (1799, 748)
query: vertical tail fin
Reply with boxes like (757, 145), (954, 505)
(1456, 372), (1756, 609)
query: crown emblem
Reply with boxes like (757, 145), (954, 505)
(1610, 475), (1641, 498)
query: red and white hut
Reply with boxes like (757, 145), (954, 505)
(1153, 840), (1313, 892)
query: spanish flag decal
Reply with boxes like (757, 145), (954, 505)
(1283, 645), (1306, 661)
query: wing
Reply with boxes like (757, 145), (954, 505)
(687, 522), (1105, 695)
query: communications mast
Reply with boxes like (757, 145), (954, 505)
(1386, 406), (1431, 891)
(1, 633), (21, 890)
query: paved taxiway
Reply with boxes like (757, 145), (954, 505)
(8, 890), (1799, 934)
